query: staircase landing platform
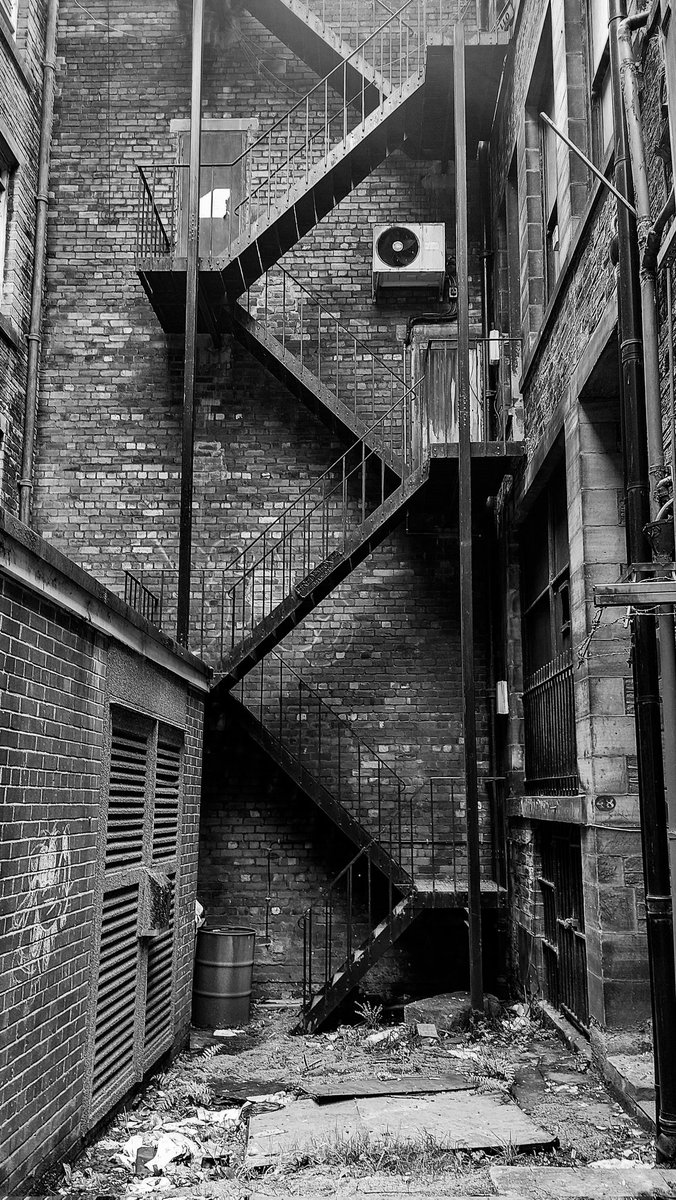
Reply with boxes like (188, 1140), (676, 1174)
(413, 878), (505, 909)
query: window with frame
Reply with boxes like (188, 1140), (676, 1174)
(587, 0), (613, 165)
(0, 158), (10, 302)
(520, 458), (578, 795)
(525, 15), (560, 301)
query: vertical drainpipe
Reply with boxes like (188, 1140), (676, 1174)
(618, 12), (676, 998)
(19, 0), (59, 526)
(609, 0), (676, 1163)
(454, 19), (484, 1014)
(176, 0), (204, 646)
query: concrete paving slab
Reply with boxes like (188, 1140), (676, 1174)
(354, 1092), (556, 1151)
(490, 1164), (676, 1198)
(246, 1091), (555, 1168)
(303, 1073), (470, 1102)
(246, 1098), (364, 1167)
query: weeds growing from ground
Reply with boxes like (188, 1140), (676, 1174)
(243, 1129), (527, 1180)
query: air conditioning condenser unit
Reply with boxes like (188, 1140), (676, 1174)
(372, 223), (446, 300)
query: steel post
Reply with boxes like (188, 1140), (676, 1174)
(454, 20), (483, 1013)
(177, 0), (204, 645)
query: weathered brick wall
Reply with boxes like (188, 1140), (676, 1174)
(32, 0), (499, 998)
(0, 524), (206, 1190)
(0, 580), (105, 1188)
(0, 0), (47, 511)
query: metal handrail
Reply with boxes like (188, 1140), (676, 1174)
(244, 262), (405, 389)
(222, 381), (421, 578)
(237, 648), (409, 815)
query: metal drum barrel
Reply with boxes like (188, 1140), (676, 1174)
(193, 926), (256, 1027)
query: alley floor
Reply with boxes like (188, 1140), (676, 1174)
(44, 1002), (676, 1200)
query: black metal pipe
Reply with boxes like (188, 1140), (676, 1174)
(20, 0), (59, 525)
(609, 0), (676, 1162)
(454, 20), (484, 1013)
(177, 0), (204, 646)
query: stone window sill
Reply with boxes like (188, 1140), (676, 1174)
(0, 13), (33, 91)
(0, 311), (21, 350)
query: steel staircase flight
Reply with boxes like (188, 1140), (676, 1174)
(230, 263), (406, 477)
(242, 0), (394, 109)
(209, 386), (427, 689)
(220, 647), (480, 1030)
(223, 649), (414, 884)
(211, 2), (426, 299)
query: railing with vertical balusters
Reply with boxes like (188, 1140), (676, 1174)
(219, 383), (421, 659)
(523, 649), (578, 795)
(300, 837), (403, 1015)
(241, 263), (406, 445)
(136, 0), (427, 263)
(237, 650), (411, 859)
(118, 381), (422, 663)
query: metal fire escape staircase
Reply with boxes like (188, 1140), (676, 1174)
(216, 647), (486, 1031)
(136, 2), (428, 331)
(131, 2), (512, 1028)
(230, 264), (406, 472)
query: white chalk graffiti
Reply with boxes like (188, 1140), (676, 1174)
(11, 824), (72, 987)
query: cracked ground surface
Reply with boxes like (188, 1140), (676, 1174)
(40, 1004), (655, 1199)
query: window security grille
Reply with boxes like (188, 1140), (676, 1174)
(89, 711), (183, 1123)
(537, 825), (589, 1034)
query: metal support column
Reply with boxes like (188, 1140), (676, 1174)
(454, 20), (483, 1013)
(177, 0), (204, 646)
(609, 0), (676, 1162)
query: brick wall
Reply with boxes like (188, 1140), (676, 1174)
(31, 0), (500, 998)
(0, 0), (48, 511)
(0, 520), (206, 1190)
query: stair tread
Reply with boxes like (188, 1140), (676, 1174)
(217, 75), (424, 298)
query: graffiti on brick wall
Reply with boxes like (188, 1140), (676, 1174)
(11, 825), (72, 987)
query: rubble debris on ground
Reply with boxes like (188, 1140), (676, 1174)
(42, 1000), (661, 1198)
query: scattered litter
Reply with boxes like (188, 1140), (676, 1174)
(117, 1134), (150, 1169)
(416, 1022), (439, 1039)
(588, 1158), (650, 1169)
(127, 1176), (172, 1194)
(144, 1131), (202, 1172)
(364, 1029), (391, 1047)
(135, 1144), (157, 1176)
(212, 1028), (241, 1038)
(195, 1106), (242, 1125)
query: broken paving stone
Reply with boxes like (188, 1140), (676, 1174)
(303, 1073), (470, 1103)
(404, 991), (501, 1033)
(490, 1165), (676, 1199)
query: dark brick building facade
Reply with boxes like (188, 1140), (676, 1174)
(2, 0), (676, 1186)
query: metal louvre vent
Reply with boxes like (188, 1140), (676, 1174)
(144, 885), (175, 1067)
(107, 727), (148, 868)
(152, 740), (181, 862)
(91, 885), (139, 1110)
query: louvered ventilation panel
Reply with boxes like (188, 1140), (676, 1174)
(144, 886), (175, 1068)
(107, 727), (148, 868)
(91, 884), (139, 1117)
(152, 739), (181, 862)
